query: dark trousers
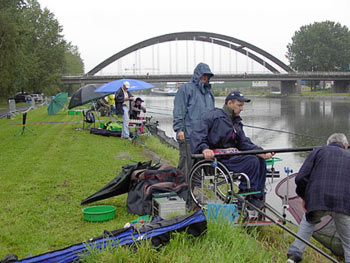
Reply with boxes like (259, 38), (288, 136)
(177, 140), (193, 183)
(221, 155), (266, 199)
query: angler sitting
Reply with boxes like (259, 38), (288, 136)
(190, 91), (274, 207)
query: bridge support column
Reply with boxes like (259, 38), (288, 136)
(333, 80), (350, 93)
(281, 80), (298, 95)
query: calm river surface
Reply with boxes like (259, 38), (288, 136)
(140, 95), (350, 215)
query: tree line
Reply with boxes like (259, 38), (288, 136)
(0, 0), (84, 100)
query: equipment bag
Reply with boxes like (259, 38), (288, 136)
(127, 165), (188, 216)
(1, 211), (206, 263)
(85, 110), (95, 123)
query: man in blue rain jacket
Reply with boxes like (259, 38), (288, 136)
(190, 91), (274, 206)
(173, 63), (215, 177)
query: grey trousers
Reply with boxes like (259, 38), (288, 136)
(288, 211), (350, 262)
(177, 140), (193, 182)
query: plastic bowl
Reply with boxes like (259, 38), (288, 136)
(82, 205), (116, 222)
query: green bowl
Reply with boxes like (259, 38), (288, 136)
(82, 205), (116, 222)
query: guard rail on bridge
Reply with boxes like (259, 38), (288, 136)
(61, 72), (350, 85)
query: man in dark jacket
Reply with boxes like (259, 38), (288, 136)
(114, 81), (134, 139)
(287, 133), (350, 263)
(173, 63), (215, 177)
(130, 97), (146, 120)
(190, 91), (273, 206)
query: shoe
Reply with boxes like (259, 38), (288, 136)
(286, 254), (302, 263)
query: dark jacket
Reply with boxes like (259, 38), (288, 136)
(173, 63), (215, 140)
(190, 108), (261, 154)
(296, 143), (350, 216)
(130, 101), (146, 119)
(115, 88), (133, 115)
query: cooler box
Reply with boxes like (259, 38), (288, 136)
(152, 193), (186, 219)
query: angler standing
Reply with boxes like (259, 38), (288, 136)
(287, 133), (350, 263)
(173, 62), (215, 176)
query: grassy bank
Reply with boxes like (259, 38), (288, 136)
(0, 106), (334, 262)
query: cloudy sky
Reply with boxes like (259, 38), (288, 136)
(38, 0), (350, 74)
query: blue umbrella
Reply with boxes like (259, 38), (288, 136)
(94, 79), (154, 94)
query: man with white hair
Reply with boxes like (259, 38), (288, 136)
(115, 81), (134, 139)
(287, 133), (350, 263)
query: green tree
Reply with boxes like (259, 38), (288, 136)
(63, 42), (84, 75)
(21, 0), (67, 95)
(0, 0), (26, 98)
(63, 42), (84, 95)
(286, 21), (350, 72)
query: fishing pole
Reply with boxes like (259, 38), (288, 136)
(146, 110), (172, 116)
(146, 105), (173, 111)
(192, 146), (316, 159)
(235, 194), (340, 263)
(243, 124), (326, 140)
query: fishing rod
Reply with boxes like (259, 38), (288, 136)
(243, 124), (326, 140)
(192, 146), (316, 159)
(235, 193), (339, 263)
(146, 110), (172, 116)
(146, 105), (173, 111)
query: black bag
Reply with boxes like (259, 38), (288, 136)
(85, 110), (95, 123)
(127, 165), (188, 215)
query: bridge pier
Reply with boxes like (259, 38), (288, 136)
(281, 80), (300, 95)
(333, 80), (350, 93)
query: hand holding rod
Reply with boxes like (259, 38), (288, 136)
(192, 146), (316, 159)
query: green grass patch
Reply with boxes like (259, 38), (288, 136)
(0, 106), (334, 262)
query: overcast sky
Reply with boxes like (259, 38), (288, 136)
(38, 0), (350, 74)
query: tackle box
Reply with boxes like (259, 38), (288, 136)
(152, 192), (186, 219)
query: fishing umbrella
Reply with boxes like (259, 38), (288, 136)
(48, 92), (68, 115)
(94, 79), (154, 94)
(81, 161), (153, 205)
(68, 84), (106, 109)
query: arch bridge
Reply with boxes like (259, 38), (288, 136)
(63, 32), (350, 94)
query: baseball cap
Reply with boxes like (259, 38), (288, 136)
(123, 81), (130, 89)
(135, 97), (144, 102)
(225, 91), (251, 103)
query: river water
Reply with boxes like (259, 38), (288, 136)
(140, 95), (350, 217)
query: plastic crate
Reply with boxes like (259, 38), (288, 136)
(68, 110), (75, 115)
(207, 203), (238, 223)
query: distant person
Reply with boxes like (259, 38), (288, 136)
(95, 97), (109, 117)
(130, 97), (146, 120)
(287, 133), (350, 263)
(190, 91), (274, 207)
(173, 62), (215, 177)
(115, 81), (134, 139)
(107, 93), (115, 115)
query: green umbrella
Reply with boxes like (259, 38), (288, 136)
(48, 92), (68, 115)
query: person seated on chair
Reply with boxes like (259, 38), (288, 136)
(95, 97), (110, 117)
(115, 81), (134, 139)
(190, 91), (274, 207)
(130, 97), (146, 120)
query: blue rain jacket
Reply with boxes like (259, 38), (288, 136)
(190, 108), (261, 154)
(173, 63), (215, 140)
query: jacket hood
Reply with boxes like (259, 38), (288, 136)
(191, 63), (214, 86)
